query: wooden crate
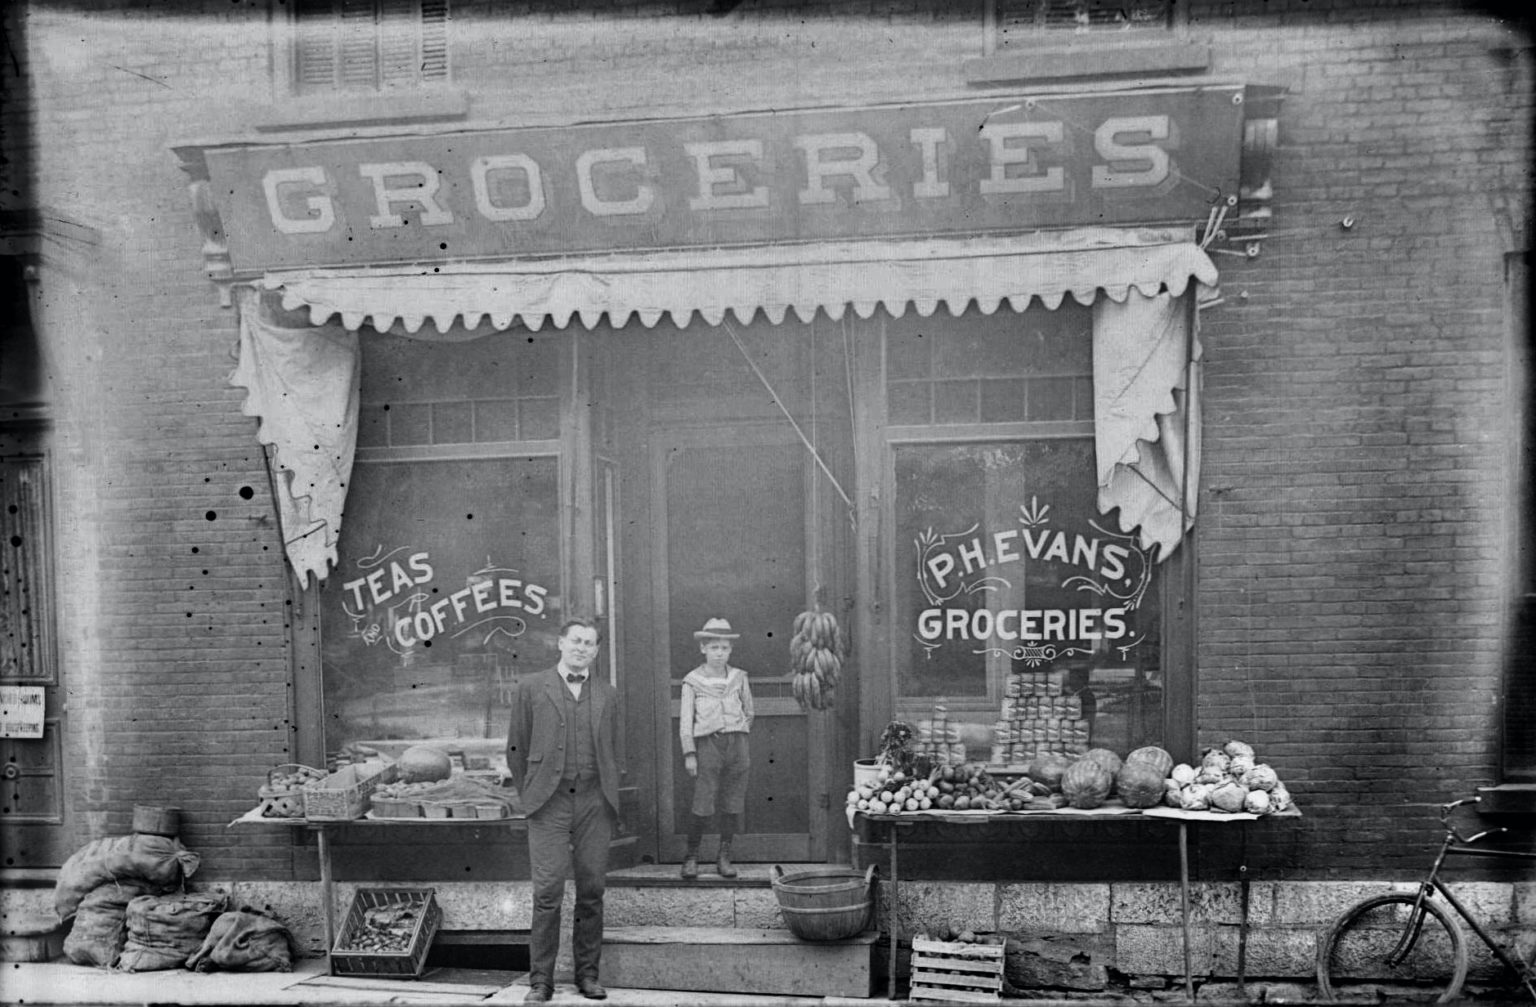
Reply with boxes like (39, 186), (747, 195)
(330, 887), (440, 979)
(908, 937), (1005, 1003)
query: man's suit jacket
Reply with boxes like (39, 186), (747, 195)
(506, 667), (622, 816)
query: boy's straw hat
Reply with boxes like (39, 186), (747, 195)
(693, 618), (740, 640)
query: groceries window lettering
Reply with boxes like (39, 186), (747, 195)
(914, 496), (1155, 667)
(338, 548), (551, 654)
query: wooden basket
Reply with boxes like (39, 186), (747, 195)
(259, 764), (326, 819)
(304, 762), (396, 821)
(908, 936), (1005, 1003)
(770, 864), (875, 941)
(330, 887), (440, 979)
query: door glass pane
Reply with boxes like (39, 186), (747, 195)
(893, 440), (1164, 763)
(319, 456), (561, 760)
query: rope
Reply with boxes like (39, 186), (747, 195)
(722, 318), (853, 509)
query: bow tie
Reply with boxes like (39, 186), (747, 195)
(565, 673), (587, 685)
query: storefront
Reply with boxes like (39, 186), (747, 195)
(173, 83), (1272, 869)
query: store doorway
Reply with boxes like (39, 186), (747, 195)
(650, 425), (826, 864)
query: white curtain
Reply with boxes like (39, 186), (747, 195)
(1093, 291), (1201, 560)
(230, 287), (360, 585)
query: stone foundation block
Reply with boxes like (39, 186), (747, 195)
(1002, 932), (1113, 992)
(1112, 881), (1247, 925)
(1115, 923), (1214, 977)
(998, 883), (1109, 934)
(1271, 881), (1396, 925)
(605, 885), (735, 928)
(731, 888), (787, 929)
(889, 880), (993, 936)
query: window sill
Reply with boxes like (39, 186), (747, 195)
(964, 39), (1210, 86)
(254, 89), (470, 134)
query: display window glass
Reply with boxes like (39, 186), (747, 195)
(887, 305), (1167, 765)
(318, 331), (564, 763)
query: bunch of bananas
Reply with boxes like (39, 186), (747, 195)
(791, 608), (842, 711)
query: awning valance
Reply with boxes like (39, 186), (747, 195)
(256, 226), (1217, 334)
(236, 227), (1217, 582)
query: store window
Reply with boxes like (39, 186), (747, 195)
(293, 0), (449, 95)
(888, 304), (1166, 764)
(318, 330), (562, 764)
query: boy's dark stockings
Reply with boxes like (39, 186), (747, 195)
(681, 813), (741, 878)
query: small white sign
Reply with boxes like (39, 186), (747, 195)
(0, 685), (45, 739)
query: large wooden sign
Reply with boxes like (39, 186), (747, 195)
(189, 86), (1244, 274)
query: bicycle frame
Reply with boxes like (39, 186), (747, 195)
(1404, 798), (1536, 999)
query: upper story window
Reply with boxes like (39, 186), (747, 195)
(293, 0), (449, 95)
(995, 0), (1172, 44)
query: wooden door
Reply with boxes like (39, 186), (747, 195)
(651, 426), (826, 863)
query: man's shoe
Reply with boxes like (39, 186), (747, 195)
(577, 977), (608, 1000)
(680, 853), (699, 879)
(523, 984), (553, 1003)
(715, 841), (737, 878)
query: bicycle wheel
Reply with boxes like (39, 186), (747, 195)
(1317, 893), (1468, 1003)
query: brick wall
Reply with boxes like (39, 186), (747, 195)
(7, 0), (1530, 883)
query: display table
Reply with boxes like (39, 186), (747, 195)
(228, 808), (528, 950)
(853, 804), (1301, 1000)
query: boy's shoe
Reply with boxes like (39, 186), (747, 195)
(716, 842), (737, 878)
(680, 853), (699, 879)
(524, 984), (553, 1003)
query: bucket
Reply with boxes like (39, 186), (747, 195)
(853, 759), (881, 789)
(132, 805), (180, 837)
(770, 864), (876, 942)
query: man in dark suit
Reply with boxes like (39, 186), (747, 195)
(506, 617), (621, 1003)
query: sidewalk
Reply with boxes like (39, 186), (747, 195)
(1, 957), (891, 1006)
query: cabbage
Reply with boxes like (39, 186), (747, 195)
(1243, 789), (1271, 815)
(1170, 763), (1198, 786)
(1195, 765), (1228, 786)
(1163, 779), (1183, 807)
(1210, 781), (1249, 813)
(1179, 784), (1213, 811)
(1223, 739), (1255, 760)
(1229, 755), (1256, 778)
(1201, 749), (1231, 773)
(1269, 782), (1293, 812)
(1241, 764), (1279, 792)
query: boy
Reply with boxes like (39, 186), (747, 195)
(678, 617), (755, 879)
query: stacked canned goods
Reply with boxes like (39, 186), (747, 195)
(993, 671), (1089, 764)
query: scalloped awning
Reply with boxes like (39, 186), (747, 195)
(256, 226), (1217, 334)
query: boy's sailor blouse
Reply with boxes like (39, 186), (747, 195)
(679, 666), (755, 754)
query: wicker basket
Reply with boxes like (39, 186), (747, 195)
(770, 864), (876, 941)
(908, 937), (1005, 1003)
(330, 888), (440, 979)
(304, 762), (396, 821)
(258, 764), (325, 819)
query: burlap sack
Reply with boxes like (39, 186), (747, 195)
(117, 892), (229, 972)
(62, 879), (165, 967)
(55, 834), (201, 922)
(186, 908), (298, 973)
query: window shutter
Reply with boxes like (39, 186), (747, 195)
(997, 0), (1170, 43)
(0, 455), (50, 681)
(294, 0), (449, 93)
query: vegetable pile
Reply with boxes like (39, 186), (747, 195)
(1163, 739), (1294, 815)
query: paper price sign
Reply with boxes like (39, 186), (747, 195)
(0, 685), (45, 738)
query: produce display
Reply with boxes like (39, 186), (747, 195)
(848, 733), (1294, 818)
(1163, 739), (1294, 815)
(790, 608), (843, 711)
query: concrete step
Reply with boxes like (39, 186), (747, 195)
(601, 926), (882, 999)
(602, 863), (876, 933)
(0, 912), (66, 963)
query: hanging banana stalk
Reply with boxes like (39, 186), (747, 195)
(790, 607), (843, 711)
